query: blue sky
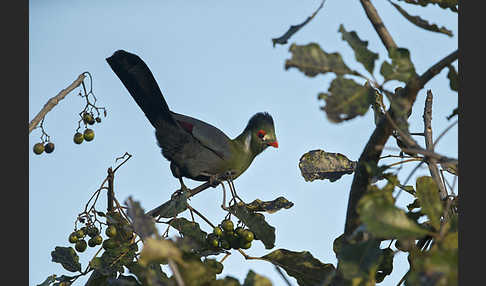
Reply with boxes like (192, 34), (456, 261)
(29, 1), (457, 285)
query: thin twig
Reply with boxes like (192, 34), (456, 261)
(168, 258), (185, 286)
(360, 0), (397, 51)
(29, 73), (87, 133)
(423, 90), (447, 199)
(275, 266), (293, 286)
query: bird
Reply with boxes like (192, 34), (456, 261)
(106, 50), (278, 197)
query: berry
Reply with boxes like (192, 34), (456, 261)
(87, 227), (99, 237)
(75, 229), (85, 239)
(220, 239), (231, 250)
(241, 241), (252, 249)
(83, 129), (95, 142)
(242, 230), (254, 242)
(33, 143), (44, 155)
(208, 238), (219, 248)
(44, 142), (55, 153)
(83, 113), (95, 125)
(105, 225), (117, 238)
(75, 240), (87, 252)
(95, 117), (102, 123)
(68, 232), (78, 243)
(88, 238), (97, 247)
(213, 227), (223, 237)
(221, 219), (234, 232)
(73, 132), (84, 144)
(235, 227), (245, 237)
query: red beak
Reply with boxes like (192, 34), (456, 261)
(267, 141), (279, 148)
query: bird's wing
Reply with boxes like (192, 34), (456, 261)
(170, 112), (233, 159)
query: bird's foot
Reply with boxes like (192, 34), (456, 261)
(171, 183), (190, 200)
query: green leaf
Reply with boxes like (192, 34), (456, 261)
(416, 176), (443, 230)
(51, 246), (81, 272)
(375, 248), (395, 283)
(318, 77), (375, 123)
(336, 238), (382, 284)
(126, 197), (157, 240)
(169, 217), (208, 251)
(272, 0), (326, 47)
(126, 261), (169, 286)
(285, 43), (358, 77)
(447, 64), (459, 92)
(229, 203), (276, 249)
(212, 276), (242, 286)
(261, 249), (335, 286)
(107, 275), (141, 286)
(380, 47), (416, 83)
(244, 197), (294, 214)
(243, 270), (273, 286)
(37, 275), (56, 286)
(397, 0), (458, 12)
(138, 238), (184, 267)
(389, 1), (453, 37)
(147, 190), (188, 218)
(338, 24), (379, 74)
(299, 149), (356, 182)
(406, 247), (458, 285)
(357, 186), (430, 239)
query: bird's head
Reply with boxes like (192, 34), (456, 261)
(245, 112), (278, 155)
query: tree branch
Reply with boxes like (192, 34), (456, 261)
(418, 50), (458, 87)
(343, 48), (458, 236)
(360, 0), (398, 51)
(29, 73), (86, 133)
(423, 90), (448, 199)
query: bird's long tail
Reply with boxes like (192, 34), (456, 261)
(106, 50), (178, 128)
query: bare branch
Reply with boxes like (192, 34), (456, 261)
(29, 73), (86, 133)
(418, 50), (458, 87)
(360, 0), (398, 51)
(423, 90), (448, 199)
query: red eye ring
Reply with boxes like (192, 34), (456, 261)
(257, 130), (266, 139)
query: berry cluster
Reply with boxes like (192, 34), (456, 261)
(73, 112), (101, 144)
(206, 219), (255, 250)
(68, 225), (103, 253)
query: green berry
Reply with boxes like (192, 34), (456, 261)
(33, 143), (44, 155)
(83, 129), (95, 141)
(208, 238), (219, 248)
(221, 219), (234, 232)
(68, 232), (78, 243)
(75, 229), (85, 239)
(73, 132), (84, 144)
(235, 227), (245, 237)
(93, 235), (103, 245)
(44, 142), (55, 153)
(242, 230), (254, 242)
(213, 227), (223, 237)
(87, 227), (99, 237)
(83, 113), (95, 125)
(241, 241), (252, 249)
(75, 240), (87, 252)
(88, 237), (97, 247)
(105, 225), (117, 238)
(220, 239), (231, 250)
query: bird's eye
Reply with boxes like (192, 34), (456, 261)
(257, 130), (266, 139)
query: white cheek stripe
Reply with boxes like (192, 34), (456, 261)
(244, 133), (252, 152)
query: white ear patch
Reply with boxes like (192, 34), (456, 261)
(244, 133), (252, 152)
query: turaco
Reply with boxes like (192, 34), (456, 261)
(106, 50), (278, 195)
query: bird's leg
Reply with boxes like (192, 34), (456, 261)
(220, 182), (229, 210)
(171, 177), (190, 199)
(225, 171), (245, 205)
